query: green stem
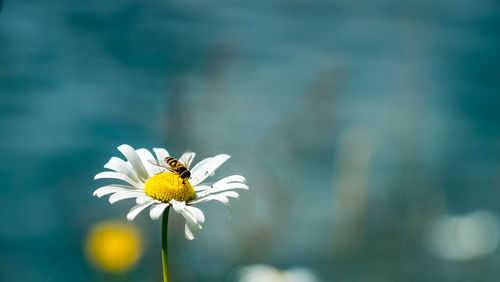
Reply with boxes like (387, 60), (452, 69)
(162, 207), (170, 282)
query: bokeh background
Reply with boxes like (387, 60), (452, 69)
(1, 0), (500, 281)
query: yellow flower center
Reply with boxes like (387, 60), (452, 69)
(144, 172), (196, 202)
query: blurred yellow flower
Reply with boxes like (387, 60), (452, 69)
(85, 220), (143, 273)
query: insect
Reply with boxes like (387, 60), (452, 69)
(148, 154), (193, 183)
(164, 157), (191, 180)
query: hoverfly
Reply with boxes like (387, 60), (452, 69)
(148, 153), (194, 183)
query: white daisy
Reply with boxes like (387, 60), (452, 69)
(93, 144), (248, 240)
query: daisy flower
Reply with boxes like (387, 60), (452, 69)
(93, 144), (248, 240)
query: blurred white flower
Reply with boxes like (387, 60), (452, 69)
(236, 264), (319, 282)
(426, 210), (499, 261)
(94, 145), (248, 240)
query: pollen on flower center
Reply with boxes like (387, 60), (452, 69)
(144, 172), (195, 203)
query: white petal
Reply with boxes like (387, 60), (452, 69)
(118, 144), (150, 181)
(195, 188), (240, 199)
(190, 195), (222, 204)
(192, 192), (237, 218)
(213, 175), (246, 186)
(210, 183), (249, 194)
(190, 154), (231, 185)
(93, 185), (139, 197)
(181, 208), (202, 240)
(179, 151), (196, 168)
(109, 191), (144, 204)
(185, 205), (205, 225)
(153, 148), (170, 166)
(209, 195), (229, 204)
(191, 191), (239, 204)
(127, 201), (155, 221)
(136, 148), (162, 175)
(149, 203), (169, 220)
(171, 199), (186, 213)
(181, 208), (199, 227)
(189, 157), (213, 175)
(94, 171), (144, 188)
(193, 185), (211, 192)
(220, 191), (240, 198)
(104, 157), (140, 182)
(195, 176), (248, 195)
(136, 195), (154, 204)
(184, 224), (196, 240)
(170, 202), (204, 239)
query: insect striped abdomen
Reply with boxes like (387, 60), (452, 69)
(165, 157), (190, 181)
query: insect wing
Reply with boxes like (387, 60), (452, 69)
(147, 159), (175, 172)
(179, 150), (195, 167)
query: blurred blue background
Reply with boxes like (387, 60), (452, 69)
(1, 0), (500, 281)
